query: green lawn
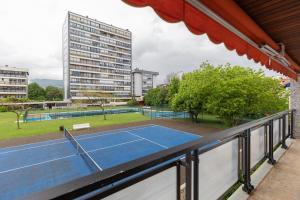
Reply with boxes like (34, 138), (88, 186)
(0, 112), (149, 140)
(28, 106), (132, 114)
(196, 113), (227, 128)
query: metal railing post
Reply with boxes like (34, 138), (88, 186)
(291, 110), (295, 139)
(193, 149), (199, 200)
(176, 162), (181, 200)
(268, 119), (276, 165)
(264, 123), (268, 158)
(242, 129), (254, 194)
(281, 115), (288, 149)
(185, 152), (192, 200)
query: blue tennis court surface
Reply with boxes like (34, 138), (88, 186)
(0, 125), (201, 200)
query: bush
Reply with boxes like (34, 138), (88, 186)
(0, 106), (8, 112)
(127, 99), (139, 106)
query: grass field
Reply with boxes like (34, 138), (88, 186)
(0, 112), (149, 140)
(28, 106), (132, 114)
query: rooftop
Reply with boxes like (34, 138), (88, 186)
(0, 66), (29, 73)
(132, 68), (159, 75)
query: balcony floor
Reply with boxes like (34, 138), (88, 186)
(248, 139), (300, 200)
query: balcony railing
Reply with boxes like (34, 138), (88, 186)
(24, 110), (294, 200)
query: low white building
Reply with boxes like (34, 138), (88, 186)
(132, 68), (159, 97)
(0, 66), (29, 99)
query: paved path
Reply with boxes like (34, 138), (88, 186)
(248, 139), (300, 200)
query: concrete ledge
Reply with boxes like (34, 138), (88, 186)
(229, 138), (294, 200)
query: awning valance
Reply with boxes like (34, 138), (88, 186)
(123, 0), (299, 80)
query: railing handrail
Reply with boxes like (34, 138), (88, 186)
(23, 109), (293, 200)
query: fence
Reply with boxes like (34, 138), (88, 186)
(24, 108), (140, 122)
(24, 109), (295, 200)
(24, 107), (190, 122)
(141, 108), (190, 119)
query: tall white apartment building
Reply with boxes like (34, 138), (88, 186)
(0, 66), (29, 99)
(63, 12), (132, 100)
(132, 68), (159, 97)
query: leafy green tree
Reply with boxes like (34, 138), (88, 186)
(171, 62), (220, 121)
(144, 87), (168, 106)
(127, 99), (139, 106)
(28, 83), (45, 100)
(45, 86), (63, 101)
(78, 90), (112, 120)
(167, 76), (180, 105)
(171, 63), (288, 125)
(6, 105), (31, 129)
(0, 97), (29, 103)
(206, 65), (289, 125)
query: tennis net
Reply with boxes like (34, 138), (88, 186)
(64, 129), (102, 172)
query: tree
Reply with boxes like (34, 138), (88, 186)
(45, 86), (63, 101)
(127, 99), (139, 106)
(167, 76), (180, 105)
(171, 62), (220, 121)
(7, 105), (31, 129)
(28, 83), (45, 100)
(144, 87), (168, 106)
(171, 62), (288, 125)
(206, 65), (289, 125)
(78, 90), (112, 120)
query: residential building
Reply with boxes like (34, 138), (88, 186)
(0, 66), (29, 99)
(132, 68), (159, 97)
(63, 11), (132, 100)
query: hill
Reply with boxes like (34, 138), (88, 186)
(30, 79), (63, 88)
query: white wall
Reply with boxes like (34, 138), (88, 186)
(153, 75), (158, 88)
(133, 73), (142, 97)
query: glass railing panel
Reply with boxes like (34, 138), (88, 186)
(197, 138), (239, 200)
(273, 119), (280, 147)
(103, 167), (177, 200)
(251, 126), (265, 168)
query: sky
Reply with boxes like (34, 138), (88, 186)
(0, 0), (279, 83)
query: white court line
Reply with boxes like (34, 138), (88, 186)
(0, 137), (65, 151)
(0, 125), (157, 155)
(0, 138), (144, 174)
(153, 124), (202, 138)
(126, 131), (168, 149)
(88, 139), (143, 153)
(0, 154), (76, 174)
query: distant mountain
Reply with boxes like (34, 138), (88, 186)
(31, 79), (64, 88)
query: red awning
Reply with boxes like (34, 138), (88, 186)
(123, 0), (299, 80)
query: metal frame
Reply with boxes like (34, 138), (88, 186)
(282, 115), (288, 149)
(186, 0), (295, 74)
(267, 119), (277, 165)
(23, 110), (294, 200)
(242, 129), (254, 193)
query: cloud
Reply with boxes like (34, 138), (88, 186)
(0, 0), (279, 83)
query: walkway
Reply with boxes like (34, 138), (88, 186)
(248, 139), (300, 200)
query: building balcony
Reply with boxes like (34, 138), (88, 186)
(23, 110), (296, 200)
(247, 139), (300, 200)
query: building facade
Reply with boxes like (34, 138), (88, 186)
(132, 68), (159, 97)
(0, 66), (29, 99)
(63, 12), (132, 101)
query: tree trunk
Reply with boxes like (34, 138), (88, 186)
(102, 106), (106, 120)
(16, 114), (20, 129)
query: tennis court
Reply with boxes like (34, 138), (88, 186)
(0, 124), (200, 199)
